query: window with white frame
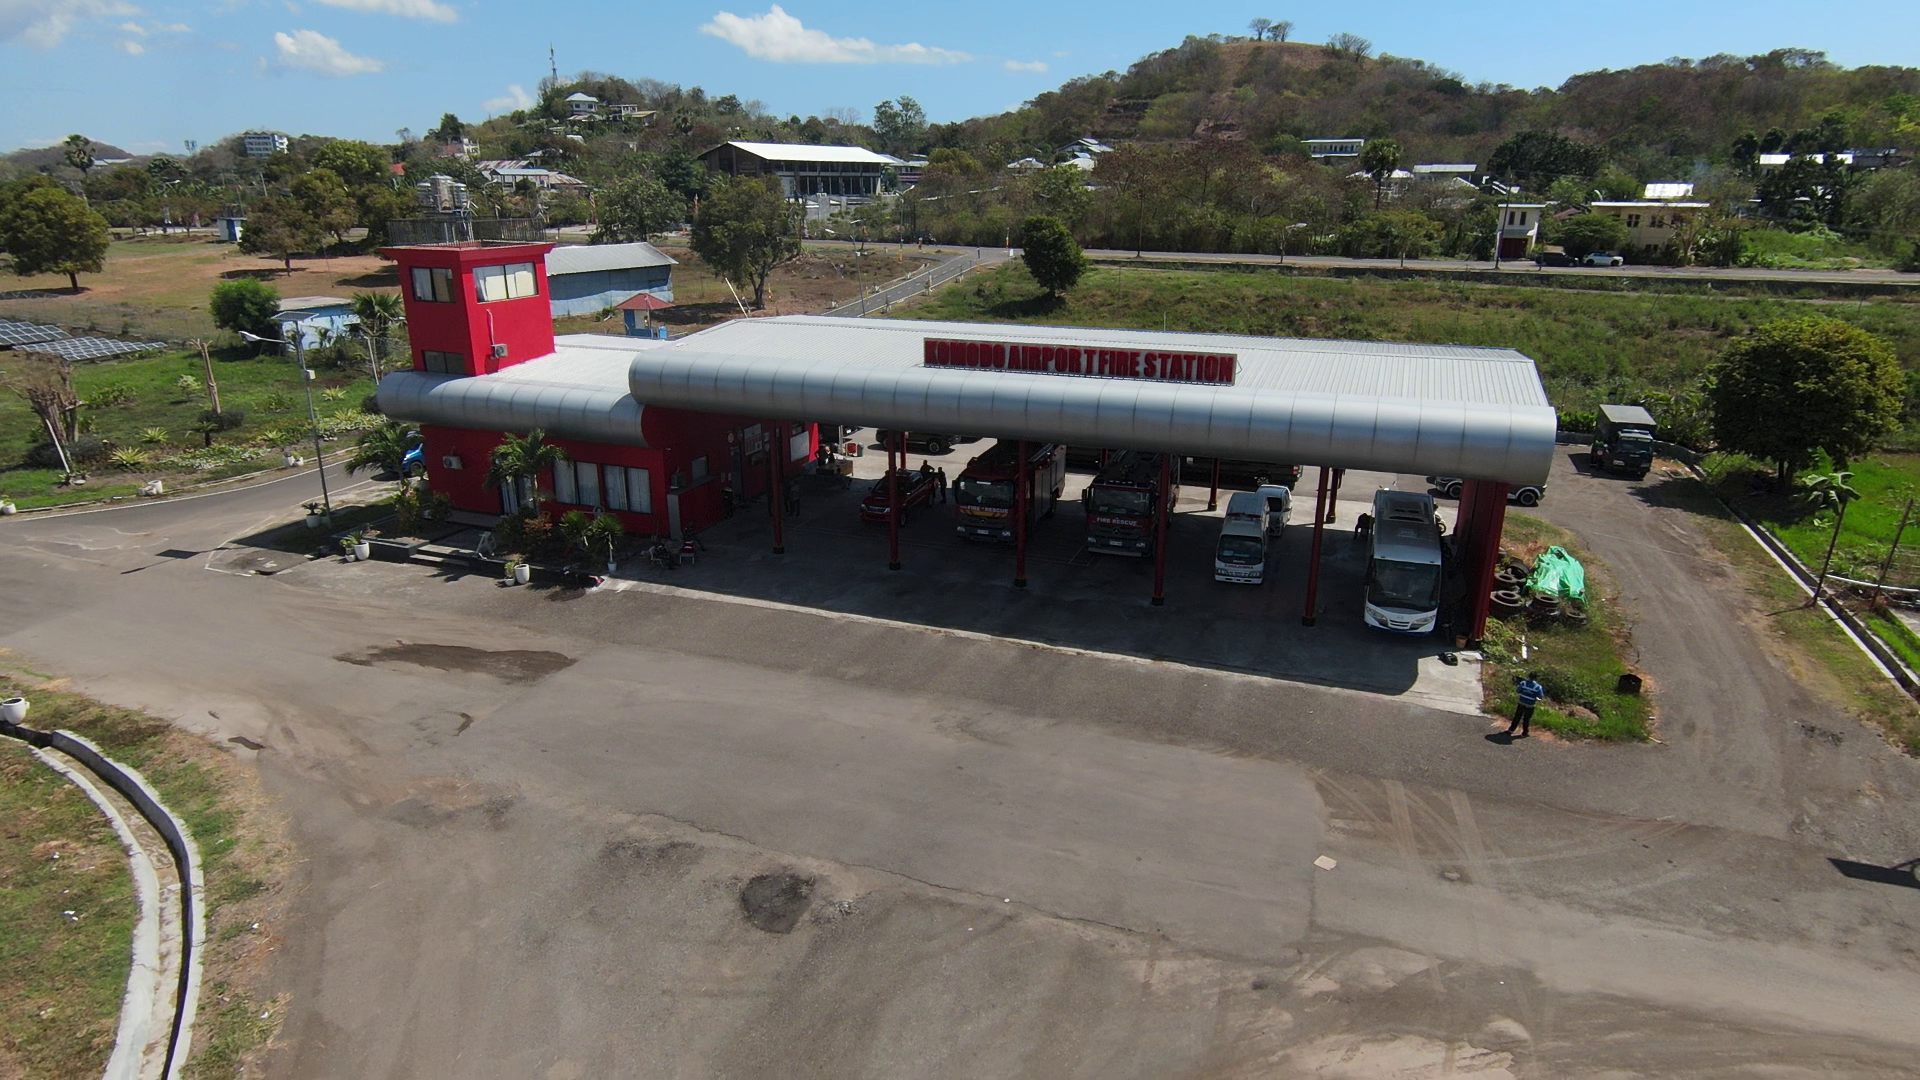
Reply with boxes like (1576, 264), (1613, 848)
(411, 266), (454, 303)
(602, 465), (653, 514)
(474, 262), (538, 303)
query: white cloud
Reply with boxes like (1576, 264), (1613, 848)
(699, 5), (970, 65)
(309, 0), (457, 22)
(483, 83), (535, 114)
(273, 29), (383, 76)
(118, 38), (144, 53)
(120, 20), (146, 34)
(1003, 59), (1047, 72)
(0, 0), (141, 48)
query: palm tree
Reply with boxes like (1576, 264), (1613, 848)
(1801, 470), (1859, 601)
(485, 429), (567, 514)
(350, 291), (405, 381)
(345, 420), (421, 481)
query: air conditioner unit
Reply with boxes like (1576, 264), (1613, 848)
(441, 455), (463, 470)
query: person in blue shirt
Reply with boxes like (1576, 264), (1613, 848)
(1507, 673), (1545, 737)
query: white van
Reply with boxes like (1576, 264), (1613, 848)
(1256, 484), (1292, 537)
(1215, 492), (1269, 584)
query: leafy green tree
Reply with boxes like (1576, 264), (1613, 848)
(290, 168), (357, 245)
(0, 185), (110, 290)
(1029, 165), (1092, 230)
(1551, 212), (1630, 258)
(345, 420), (421, 479)
(62, 134), (97, 177)
(308, 140), (389, 189)
(1091, 143), (1171, 256)
(1800, 470), (1860, 598)
(429, 113), (466, 145)
(209, 279), (282, 340)
(1708, 317), (1904, 482)
(486, 429), (568, 513)
(1757, 155), (1852, 228)
(592, 174), (686, 243)
(1487, 131), (1607, 185)
(1359, 138), (1402, 209)
(873, 97), (927, 156)
(691, 176), (800, 310)
(1021, 215), (1087, 297)
(239, 195), (322, 271)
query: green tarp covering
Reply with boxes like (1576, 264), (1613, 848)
(1525, 545), (1587, 602)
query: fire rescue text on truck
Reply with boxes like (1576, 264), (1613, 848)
(954, 441), (1068, 542)
(1084, 451), (1179, 557)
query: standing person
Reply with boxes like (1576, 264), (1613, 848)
(1507, 673), (1544, 737)
(935, 467), (949, 504)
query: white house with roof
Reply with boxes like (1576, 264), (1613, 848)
(242, 132), (289, 158)
(477, 159), (588, 193)
(565, 92), (600, 118)
(697, 141), (896, 197)
(1306, 138), (1365, 160)
(273, 296), (358, 353)
(1495, 204), (1546, 259)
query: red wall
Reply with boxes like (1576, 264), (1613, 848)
(381, 242), (555, 375)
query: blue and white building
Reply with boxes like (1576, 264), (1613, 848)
(545, 242), (676, 318)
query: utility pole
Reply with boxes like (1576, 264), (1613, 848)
(549, 44), (558, 86)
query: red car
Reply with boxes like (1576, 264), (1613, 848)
(860, 469), (939, 524)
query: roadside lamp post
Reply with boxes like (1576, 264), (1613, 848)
(240, 329), (333, 521)
(1280, 222), (1309, 264)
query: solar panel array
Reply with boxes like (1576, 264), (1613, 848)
(18, 336), (167, 361)
(0, 318), (69, 347)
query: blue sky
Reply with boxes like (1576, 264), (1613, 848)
(2, 0), (1916, 155)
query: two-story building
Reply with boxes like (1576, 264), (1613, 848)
(697, 141), (895, 197)
(1589, 201), (1711, 255)
(1495, 203), (1546, 259)
(1306, 138), (1364, 161)
(242, 132), (289, 158)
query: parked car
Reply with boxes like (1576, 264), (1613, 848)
(400, 443), (424, 478)
(1424, 475), (1546, 507)
(1533, 247), (1575, 267)
(859, 468), (939, 524)
(1582, 251), (1625, 267)
(873, 430), (979, 455)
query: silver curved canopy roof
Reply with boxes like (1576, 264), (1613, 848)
(378, 339), (651, 446)
(629, 317), (1557, 485)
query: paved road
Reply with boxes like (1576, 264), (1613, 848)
(1081, 248), (1920, 287)
(2, 460), (1918, 1076)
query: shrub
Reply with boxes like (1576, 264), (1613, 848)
(209, 278), (281, 340)
(91, 384), (135, 407)
(197, 408), (247, 432)
(174, 373), (202, 395)
(321, 386), (347, 401)
(27, 435), (108, 468)
(109, 448), (148, 469)
(260, 391), (294, 413)
(1534, 666), (1604, 712)
(140, 427), (168, 444)
(1558, 408), (1598, 434)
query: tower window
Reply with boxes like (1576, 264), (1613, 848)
(411, 266), (454, 303)
(474, 262), (538, 302)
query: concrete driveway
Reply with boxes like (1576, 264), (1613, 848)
(2, 457), (1918, 1077)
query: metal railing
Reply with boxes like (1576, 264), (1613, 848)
(825, 253), (980, 318)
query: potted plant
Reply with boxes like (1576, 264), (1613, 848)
(340, 532), (371, 561)
(505, 557), (532, 585)
(303, 501), (325, 529)
(1, 696), (27, 724)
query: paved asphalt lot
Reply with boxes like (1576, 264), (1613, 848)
(3, 452), (1920, 1077)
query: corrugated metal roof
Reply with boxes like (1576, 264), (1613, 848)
(627, 317), (1556, 484)
(276, 296), (352, 311)
(377, 336), (665, 446)
(716, 141), (895, 165)
(545, 242), (677, 276)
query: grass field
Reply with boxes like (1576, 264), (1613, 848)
(0, 234), (396, 343)
(909, 263), (1920, 412)
(0, 670), (295, 1078)
(0, 740), (135, 1077)
(1708, 452), (1920, 588)
(0, 345), (379, 508)
(1477, 514), (1652, 742)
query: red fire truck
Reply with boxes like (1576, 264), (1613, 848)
(953, 440), (1068, 542)
(1083, 451), (1179, 557)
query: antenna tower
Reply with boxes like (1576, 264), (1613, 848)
(550, 44), (558, 86)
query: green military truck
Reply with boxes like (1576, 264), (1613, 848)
(1589, 404), (1656, 479)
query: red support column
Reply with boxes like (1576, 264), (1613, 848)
(1302, 466), (1330, 626)
(1151, 453), (1171, 606)
(1207, 457), (1220, 511)
(1325, 467), (1344, 523)
(769, 423), (786, 555)
(1457, 479), (1510, 645)
(1014, 440), (1029, 588)
(887, 432), (902, 571)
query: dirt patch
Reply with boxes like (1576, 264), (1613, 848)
(596, 838), (702, 878)
(333, 643), (575, 684)
(740, 871), (815, 933)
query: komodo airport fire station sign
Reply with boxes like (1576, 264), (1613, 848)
(923, 337), (1237, 386)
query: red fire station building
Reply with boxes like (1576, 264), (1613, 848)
(377, 241), (814, 539)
